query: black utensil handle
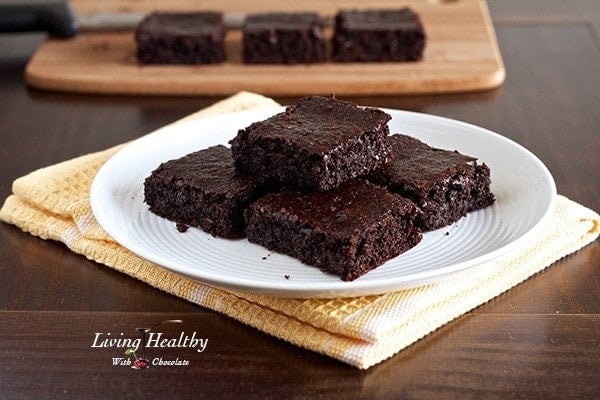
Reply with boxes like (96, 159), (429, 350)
(0, 1), (78, 38)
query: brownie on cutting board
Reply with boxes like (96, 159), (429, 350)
(242, 12), (327, 64)
(245, 179), (422, 281)
(143, 145), (269, 239)
(135, 12), (225, 64)
(369, 134), (495, 231)
(332, 8), (426, 62)
(230, 95), (391, 192)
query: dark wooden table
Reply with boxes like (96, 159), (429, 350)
(1, 1), (598, 398)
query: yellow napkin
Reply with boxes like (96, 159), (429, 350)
(1, 92), (599, 369)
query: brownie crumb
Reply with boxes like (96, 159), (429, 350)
(284, 274), (290, 280)
(176, 222), (189, 233)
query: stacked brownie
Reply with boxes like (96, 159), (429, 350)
(230, 95), (391, 191)
(143, 145), (269, 238)
(245, 180), (422, 281)
(369, 134), (495, 231)
(144, 96), (494, 281)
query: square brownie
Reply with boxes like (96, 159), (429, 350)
(332, 8), (426, 62)
(242, 12), (327, 64)
(143, 145), (269, 239)
(369, 134), (495, 231)
(135, 12), (225, 64)
(245, 179), (422, 281)
(230, 95), (391, 191)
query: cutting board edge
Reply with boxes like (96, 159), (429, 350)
(25, 64), (506, 96)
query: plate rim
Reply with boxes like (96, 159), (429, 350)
(90, 107), (557, 298)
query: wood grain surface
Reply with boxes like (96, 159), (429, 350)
(24, 0), (505, 96)
(1, 0), (599, 399)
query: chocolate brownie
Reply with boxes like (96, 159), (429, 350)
(143, 145), (269, 239)
(245, 179), (422, 281)
(243, 13), (327, 64)
(332, 8), (426, 62)
(135, 12), (225, 64)
(369, 134), (495, 231)
(230, 95), (391, 191)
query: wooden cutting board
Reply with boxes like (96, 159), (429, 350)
(25, 0), (505, 96)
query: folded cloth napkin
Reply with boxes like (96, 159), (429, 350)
(1, 92), (599, 369)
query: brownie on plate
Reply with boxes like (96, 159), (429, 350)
(245, 179), (422, 281)
(135, 12), (225, 64)
(369, 134), (495, 231)
(243, 12), (327, 64)
(143, 145), (269, 239)
(332, 8), (426, 62)
(230, 95), (391, 191)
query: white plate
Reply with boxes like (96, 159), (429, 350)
(90, 107), (556, 298)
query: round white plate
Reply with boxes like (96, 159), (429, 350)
(90, 107), (556, 298)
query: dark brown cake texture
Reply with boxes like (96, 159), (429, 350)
(135, 12), (225, 64)
(245, 179), (422, 281)
(230, 95), (391, 192)
(243, 12), (327, 64)
(143, 145), (269, 239)
(332, 8), (426, 62)
(370, 134), (495, 231)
